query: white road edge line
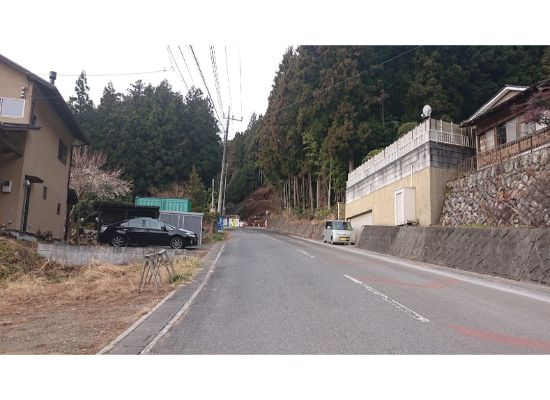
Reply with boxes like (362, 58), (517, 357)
(97, 284), (178, 354)
(297, 249), (315, 259)
(139, 243), (226, 355)
(344, 274), (430, 323)
(279, 232), (550, 305)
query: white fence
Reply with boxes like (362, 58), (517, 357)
(347, 119), (474, 189)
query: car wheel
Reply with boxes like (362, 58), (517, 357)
(170, 236), (184, 249)
(111, 235), (126, 247)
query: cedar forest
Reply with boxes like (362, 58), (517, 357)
(69, 46), (550, 215)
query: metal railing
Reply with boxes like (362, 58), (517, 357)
(139, 249), (176, 292)
(347, 119), (474, 188)
(459, 129), (550, 173)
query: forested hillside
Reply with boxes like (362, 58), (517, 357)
(226, 45), (550, 212)
(68, 75), (222, 197)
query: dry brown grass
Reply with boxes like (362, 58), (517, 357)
(0, 238), (205, 354)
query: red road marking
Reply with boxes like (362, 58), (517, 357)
(359, 275), (458, 289)
(449, 324), (550, 352)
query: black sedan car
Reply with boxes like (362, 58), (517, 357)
(98, 217), (198, 249)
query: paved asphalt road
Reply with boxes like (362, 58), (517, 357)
(149, 229), (550, 354)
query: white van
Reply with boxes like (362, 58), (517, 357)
(323, 220), (355, 245)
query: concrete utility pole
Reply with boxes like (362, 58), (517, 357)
(217, 106), (230, 214)
(222, 158), (229, 215)
(210, 178), (215, 212)
(217, 106), (243, 215)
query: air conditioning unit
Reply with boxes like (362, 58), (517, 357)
(394, 187), (416, 226)
(2, 180), (12, 193)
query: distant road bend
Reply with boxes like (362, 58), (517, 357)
(148, 229), (550, 354)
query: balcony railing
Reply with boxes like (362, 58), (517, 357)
(347, 119), (474, 188)
(459, 128), (550, 173)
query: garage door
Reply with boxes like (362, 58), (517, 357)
(350, 210), (372, 240)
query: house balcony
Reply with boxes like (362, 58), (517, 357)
(460, 128), (550, 172)
(346, 119), (475, 203)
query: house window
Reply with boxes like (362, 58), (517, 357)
(505, 118), (517, 143)
(42, 186), (48, 200)
(0, 97), (25, 118)
(497, 124), (507, 146)
(479, 129), (495, 152)
(56, 203), (61, 215)
(57, 140), (68, 165)
(520, 120), (537, 137)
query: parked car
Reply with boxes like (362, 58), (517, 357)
(323, 220), (355, 245)
(98, 217), (198, 249)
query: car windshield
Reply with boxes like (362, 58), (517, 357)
(332, 221), (352, 230)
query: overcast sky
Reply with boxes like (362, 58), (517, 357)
(2, 0), (547, 140)
(1, 43), (288, 138)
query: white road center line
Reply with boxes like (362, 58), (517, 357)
(344, 274), (429, 323)
(297, 249), (315, 259)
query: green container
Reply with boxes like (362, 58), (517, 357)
(135, 197), (192, 212)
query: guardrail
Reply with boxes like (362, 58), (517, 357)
(139, 249), (176, 292)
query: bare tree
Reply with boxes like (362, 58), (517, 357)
(70, 147), (132, 201)
(148, 182), (187, 198)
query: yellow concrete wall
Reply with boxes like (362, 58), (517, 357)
(0, 61), (33, 124)
(429, 167), (461, 225)
(345, 166), (456, 226)
(19, 86), (74, 239)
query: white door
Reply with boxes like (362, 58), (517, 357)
(395, 191), (403, 225)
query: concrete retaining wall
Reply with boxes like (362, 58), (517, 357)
(37, 243), (190, 266)
(357, 225), (550, 285)
(267, 216), (325, 240)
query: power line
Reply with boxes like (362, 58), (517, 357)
(225, 45), (233, 115)
(178, 45), (196, 87)
(210, 45), (224, 119)
(189, 45), (223, 126)
(37, 69), (169, 77)
(167, 45), (189, 91)
(252, 46), (423, 135)
(238, 46), (243, 119)
(273, 46), (422, 115)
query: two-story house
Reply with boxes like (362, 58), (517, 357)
(0, 53), (88, 240)
(461, 79), (550, 169)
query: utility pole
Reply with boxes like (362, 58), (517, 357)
(222, 158), (229, 215)
(210, 178), (215, 212)
(217, 106), (231, 215)
(216, 107), (243, 215)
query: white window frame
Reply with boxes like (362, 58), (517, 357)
(0, 97), (26, 118)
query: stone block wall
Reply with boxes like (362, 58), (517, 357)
(357, 225), (550, 285)
(440, 146), (550, 227)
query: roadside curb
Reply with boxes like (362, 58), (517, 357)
(97, 241), (225, 355)
(261, 228), (550, 301)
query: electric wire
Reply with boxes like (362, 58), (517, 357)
(273, 46), (422, 115)
(224, 45), (233, 116)
(189, 45), (223, 126)
(238, 46), (243, 119)
(37, 69), (169, 78)
(178, 45), (196, 87)
(210, 45), (225, 118)
(167, 45), (189, 91)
